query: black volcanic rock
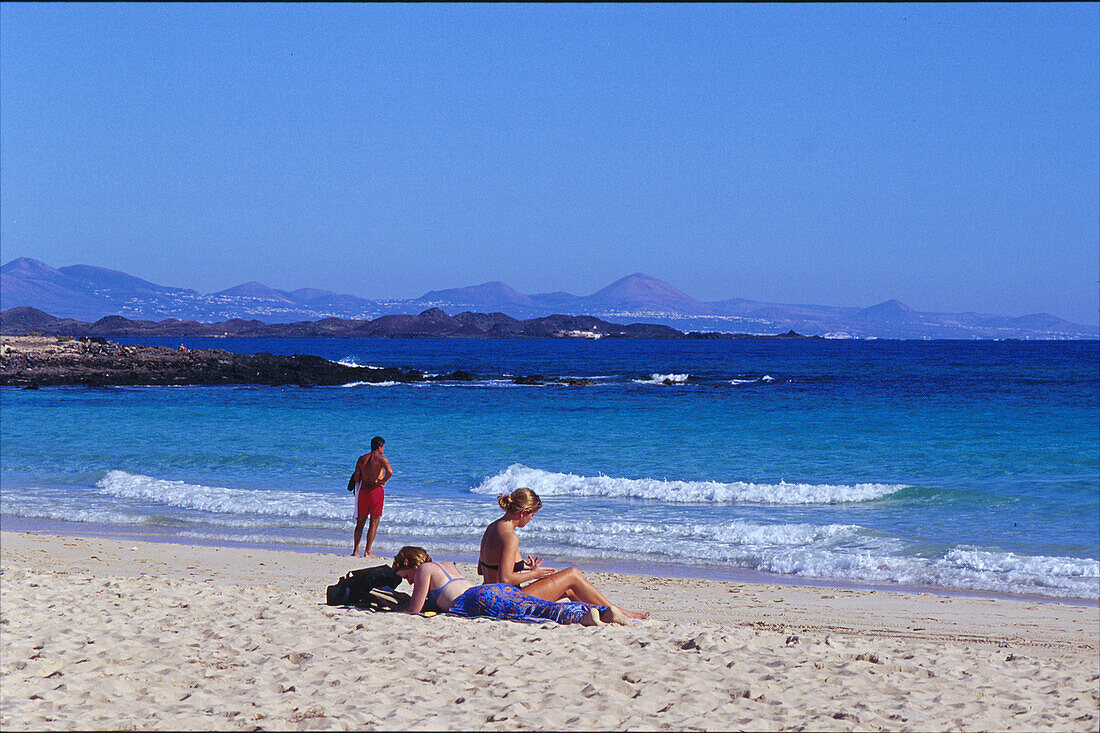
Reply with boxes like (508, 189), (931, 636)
(772, 330), (820, 339)
(0, 337), (435, 387)
(434, 370), (474, 381)
(683, 330), (820, 340)
(616, 322), (685, 338)
(349, 311), (485, 338)
(453, 311), (525, 336)
(0, 307), (84, 333)
(513, 374), (597, 386)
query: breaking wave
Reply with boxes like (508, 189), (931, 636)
(96, 470), (351, 520)
(632, 373), (690, 385)
(730, 375), (775, 385)
(334, 357), (382, 369)
(472, 464), (907, 505)
(5, 470), (1093, 599)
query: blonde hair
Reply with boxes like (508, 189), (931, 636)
(392, 546), (432, 572)
(498, 487), (543, 514)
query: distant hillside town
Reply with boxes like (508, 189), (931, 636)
(2, 258), (1096, 340)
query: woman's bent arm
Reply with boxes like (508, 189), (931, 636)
(399, 563), (433, 614)
(496, 532), (555, 585)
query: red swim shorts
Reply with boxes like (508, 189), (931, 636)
(356, 484), (384, 518)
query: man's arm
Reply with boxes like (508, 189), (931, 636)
(380, 456), (394, 485)
(347, 455), (363, 492)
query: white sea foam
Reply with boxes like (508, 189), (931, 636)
(394, 509), (1100, 599)
(633, 373), (690, 385)
(185, 513), (1099, 599)
(0, 504), (158, 526)
(522, 517), (865, 555)
(177, 531), (352, 549)
(742, 546), (1100, 599)
(340, 381), (398, 387)
(335, 357), (382, 369)
(472, 464), (907, 505)
(729, 375), (776, 385)
(944, 547), (1099, 578)
(505, 516), (1099, 599)
(96, 470), (351, 519)
(14, 471), (1096, 599)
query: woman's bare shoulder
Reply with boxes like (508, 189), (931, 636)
(484, 518), (510, 538)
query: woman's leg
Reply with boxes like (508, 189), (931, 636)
(523, 567), (608, 604)
(523, 567), (649, 619)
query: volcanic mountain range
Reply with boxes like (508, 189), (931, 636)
(1, 258), (1095, 339)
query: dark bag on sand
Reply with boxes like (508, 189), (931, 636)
(365, 586), (411, 611)
(326, 565), (407, 609)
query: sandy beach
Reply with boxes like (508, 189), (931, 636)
(1, 531), (1097, 731)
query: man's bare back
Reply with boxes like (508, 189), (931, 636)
(355, 451), (391, 487)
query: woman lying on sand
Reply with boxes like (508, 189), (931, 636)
(478, 487), (649, 620)
(391, 546), (631, 626)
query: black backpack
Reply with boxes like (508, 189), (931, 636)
(326, 564), (407, 608)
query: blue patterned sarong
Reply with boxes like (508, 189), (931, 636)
(447, 583), (606, 625)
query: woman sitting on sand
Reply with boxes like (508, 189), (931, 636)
(391, 546), (630, 626)
(477, 487), (649, 620)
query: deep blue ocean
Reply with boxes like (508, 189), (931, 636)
(2, 338), (1097, 601)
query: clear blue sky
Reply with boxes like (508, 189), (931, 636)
(2, 4), (1098, 324)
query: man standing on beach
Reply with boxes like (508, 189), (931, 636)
(348, 436), (393, 558)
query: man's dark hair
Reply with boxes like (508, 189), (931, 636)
(371, 436), (385, 451)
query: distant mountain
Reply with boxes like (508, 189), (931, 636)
(289, 287), (338, 303)
(853, 299), (919, 325)
(529, 290), (584, 311)
(416, 281), (538, 312)
(212, 282), (296, 303)
(1, 258), (119, 319)
(1, 257), (1096, 339)
(578, 273), (714, 315)
(0, 258), (382, 323)
(56, 263), (188, 296)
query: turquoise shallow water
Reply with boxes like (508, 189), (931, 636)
(2, 338), (1097, 600)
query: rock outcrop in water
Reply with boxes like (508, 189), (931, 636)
(0, 336), (472, 387)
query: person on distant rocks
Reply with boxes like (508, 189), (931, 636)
(391, 546), (631, 626)
(478, 487), (649, 620)
(348, 436), (393, 558)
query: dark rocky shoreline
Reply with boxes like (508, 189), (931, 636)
(0, 304), (818, 387)
(0, 337), (473, 388)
